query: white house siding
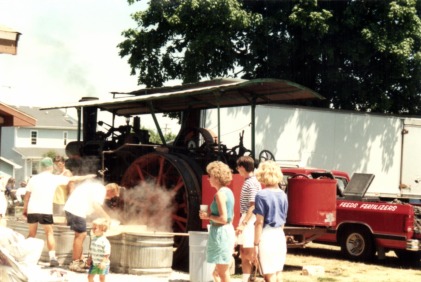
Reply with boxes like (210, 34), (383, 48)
(0, 127), (20, 161)
(203, 104), (408, 197)
(1, 126), (78, 182)
(1, 127), (14, 153)
(0, 158), (14, 178)
(14, 127), (77, 148)
(0, 127), (22, 180)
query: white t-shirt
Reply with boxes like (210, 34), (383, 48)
(26, 171), (69, 214)
(64, 180), (106, 218)
(15, 187), (27, 202)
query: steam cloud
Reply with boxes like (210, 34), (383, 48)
(109, 181), (176, 233)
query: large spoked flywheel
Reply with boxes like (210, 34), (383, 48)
(120, 152), (202, 270)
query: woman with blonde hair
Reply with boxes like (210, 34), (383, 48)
(253, 160), (288, 282)
(199, 161), (235, 282)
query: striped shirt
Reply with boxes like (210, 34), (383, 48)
(90, 235), (111, 266)
(239, 176), (261, 214)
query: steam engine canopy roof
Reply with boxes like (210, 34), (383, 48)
(41, 78), (324, 116)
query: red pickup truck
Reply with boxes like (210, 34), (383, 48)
(283, 168), (421, 262)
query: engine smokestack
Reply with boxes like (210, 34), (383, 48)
(78, 96), (100, 144)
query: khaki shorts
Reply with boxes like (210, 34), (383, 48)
(236, 213), (256, 248)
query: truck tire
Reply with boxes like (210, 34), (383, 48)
(340, 226), (375, 261)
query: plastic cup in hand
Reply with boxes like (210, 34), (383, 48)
(200, 204), (208, 212)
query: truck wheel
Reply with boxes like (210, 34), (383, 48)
(340, 227), (375, 261)
(394, 250), (421, 262)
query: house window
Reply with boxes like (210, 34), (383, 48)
(32, 160), (40, 175)
(30, 131), (38, 145)
(63, 131), (68, 146)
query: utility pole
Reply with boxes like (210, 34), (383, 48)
(163, 124), (170, 135)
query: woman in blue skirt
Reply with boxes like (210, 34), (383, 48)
(199, 161), (235, 282)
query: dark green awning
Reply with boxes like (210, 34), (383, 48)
(42, 78), (324, 116)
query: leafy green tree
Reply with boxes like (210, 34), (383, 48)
(43, 151), (57, 160)
(146, 127), (177, 144)
(119, 0), (421, 115)
(120, 0), (253, 86)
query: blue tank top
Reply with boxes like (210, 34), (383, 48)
(210, 187), (234, 224)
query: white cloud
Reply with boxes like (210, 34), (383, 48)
(0, 0), (145, 106)
(0, 0), (181, 133)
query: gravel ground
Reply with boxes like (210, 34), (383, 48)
(28, 264), (243, 282)
(57, 268), (191, 282)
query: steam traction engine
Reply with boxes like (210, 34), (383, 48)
(46, 78), (324, 270)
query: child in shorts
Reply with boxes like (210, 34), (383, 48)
(87, 218), (111, 282)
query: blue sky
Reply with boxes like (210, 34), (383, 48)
(0, 0), (146, 107)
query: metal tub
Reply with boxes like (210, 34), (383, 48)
(6, 218), (90, 266)
(109, 230), (174, 276)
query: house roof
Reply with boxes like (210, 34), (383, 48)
(8, 106), (77, 129)
(13, 147), (66, 159)
(0, 156), (22, 169)
(0, 103), (36, 127)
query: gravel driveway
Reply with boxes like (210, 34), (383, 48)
(25, 264), (243, 282)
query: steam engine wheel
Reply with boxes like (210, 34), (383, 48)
(120, 152), (202, 270)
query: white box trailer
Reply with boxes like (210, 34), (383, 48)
(203, 104), (421, 199)
(400, 118), (421, 198)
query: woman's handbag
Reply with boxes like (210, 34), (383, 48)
(248, 262), (265, 282)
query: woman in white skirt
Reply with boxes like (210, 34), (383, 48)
(235, 156), (261, 282)
(253, 160), (288, 282)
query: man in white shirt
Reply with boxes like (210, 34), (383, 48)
(23, 157), (95, 267)
(64, 181), (120, 272)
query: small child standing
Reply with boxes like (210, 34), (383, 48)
(88, 218), (111, 282)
